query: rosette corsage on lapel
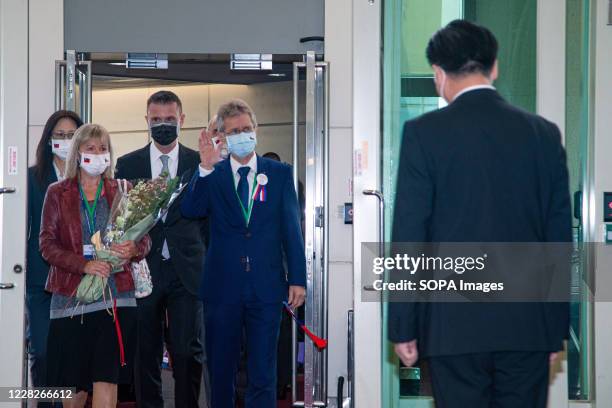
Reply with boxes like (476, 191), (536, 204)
(252, 173), (268, 202)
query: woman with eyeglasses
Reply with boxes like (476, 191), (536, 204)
(40, 123), (151, 407)
(26, 110), (83, 404)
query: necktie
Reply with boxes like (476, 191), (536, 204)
(160, 155), (170, 177)
(237, 166), (251, 211)
(159, 154), (171, 258)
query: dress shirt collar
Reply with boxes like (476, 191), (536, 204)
(53, 160), (64, 181)
(150, 141), (179, 163)
(453, 84), (496, 102)
(230, 153), (257, 175)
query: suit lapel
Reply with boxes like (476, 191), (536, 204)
(45, 167), (58, 191)
(121, 145), (152, 182)
(141, 145), (153, 180)
(176, 144), (192, 180)
(249, 155), (267, 227)
(165, 144), (196, 223)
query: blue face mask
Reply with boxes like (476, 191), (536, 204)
(226, 131), (257, 158)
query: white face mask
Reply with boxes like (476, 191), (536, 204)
(80, 152), (111, 176)
(51, 139), (72, 160)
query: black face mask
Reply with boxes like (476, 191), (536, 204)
(150, 123), (179, 146)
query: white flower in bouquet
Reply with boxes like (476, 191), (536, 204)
(116, 215), (126, 230)
(76, 175), (186, 305)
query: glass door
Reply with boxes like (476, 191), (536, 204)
(292, 51), (330, 408)
(382, 2), (464, 406)
(381, 0), (592, 406)
(565, 0), (593, 401)
(55, 50), (93, 123)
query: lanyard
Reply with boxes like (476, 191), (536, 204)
(234, 173), (258, 225)
(79, 180), (103, 235)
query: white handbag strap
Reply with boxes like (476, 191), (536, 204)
(117, 178), (128, 194)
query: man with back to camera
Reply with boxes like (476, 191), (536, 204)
(181, 99), (306, 408)
(388, 20), (571, 408)
(114, 90), (207, 407)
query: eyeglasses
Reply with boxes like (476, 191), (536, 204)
(224, 127), (254, 136)
(52, 131), (75, 140)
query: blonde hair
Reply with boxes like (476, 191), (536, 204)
(65, 123), (114, 179)
(216, 99), (257, 133)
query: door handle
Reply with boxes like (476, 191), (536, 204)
(0, 187), (16, 194)
(363, 190), (385, 257)
(0, 283), (15, 289)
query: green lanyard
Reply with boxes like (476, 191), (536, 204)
(235, 175), (258, 225)
(79, 180), (103, 234)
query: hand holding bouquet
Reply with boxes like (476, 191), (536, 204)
(76, 175), (186, 304)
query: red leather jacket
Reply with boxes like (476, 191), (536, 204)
(40, 177), (151, 297)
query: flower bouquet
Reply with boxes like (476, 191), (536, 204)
(76, 175), (187, 304)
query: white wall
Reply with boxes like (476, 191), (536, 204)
(536, 1), (569, 405)
(28, 0), (64, 166)
(325, 0), (355, 403)
(92, 81), (306, 179)
(0, 0), (29, 390)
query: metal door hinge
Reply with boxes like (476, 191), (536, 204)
(315, 206), (324, 227)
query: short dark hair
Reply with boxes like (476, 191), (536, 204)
(33, 110), (83, 185)
(263, 152), (281, 162)
(147, 90), (183, 112)
(426, 20), (498, 77)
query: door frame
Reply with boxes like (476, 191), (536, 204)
(352, 1), (383, 407)
(0, 0), (29, 392)
(351, 1), (574, 407)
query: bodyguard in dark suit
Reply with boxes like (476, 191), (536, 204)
(114, 91), (206, 408)
(181, 99), (306, 408)
(388, 20), (571, 408)
(27, 110), (83, 408)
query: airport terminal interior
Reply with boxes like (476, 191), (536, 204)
(1, 0), (612, 407)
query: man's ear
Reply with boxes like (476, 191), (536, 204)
(180, 112), (186, 127)
(432, 64), (443, 83)
(490, 60), (499, 82)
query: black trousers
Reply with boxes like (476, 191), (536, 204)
(134, 259), (204, 408)
(26, 285), (60, 408)
(428, 351), (550, 408)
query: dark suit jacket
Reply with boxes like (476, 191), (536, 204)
(388, 89), (571, 357)
(115, 143), (207, 296)
(27, 166), (57, 288)
(181, 156), (306, 303)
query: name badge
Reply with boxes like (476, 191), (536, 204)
(83, 244), (96, 260)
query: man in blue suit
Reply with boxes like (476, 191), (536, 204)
(182, 99), (306, 408)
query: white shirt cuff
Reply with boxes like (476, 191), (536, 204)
(198, 165), (215, 177)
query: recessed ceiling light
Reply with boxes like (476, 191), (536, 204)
(108, 62), (126, 66)
(268, 73), (286, 77)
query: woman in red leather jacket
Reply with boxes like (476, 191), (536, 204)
(40, 123), (151, 408)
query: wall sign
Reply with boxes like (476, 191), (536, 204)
(604, 192), (612, 222)
(8, 146), (18, 176)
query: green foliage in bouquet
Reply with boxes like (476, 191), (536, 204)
(75, 175), (183, 304)
(106, 176), (180, 243)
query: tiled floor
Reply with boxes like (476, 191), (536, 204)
(161, 367), (209, 408)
